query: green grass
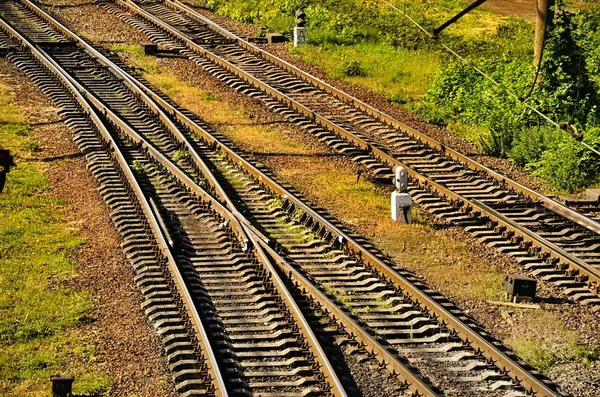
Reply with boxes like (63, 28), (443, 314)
(511, 338), (600, 371)
(0, 83), (111, 395)
(507, 310), (600, 372)
(293, 43), (442, 103)
(110, 43), (163, 75)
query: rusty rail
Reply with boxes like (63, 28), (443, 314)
(0, 13), (229, 397)
(117, 0), (600, 290)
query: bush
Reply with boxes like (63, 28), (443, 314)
(510, 126), (560, 167)
(416, 0), (600, 192)
(532, 137), (600, 192)
(340, 60), (365, 77)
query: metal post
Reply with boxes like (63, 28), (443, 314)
(391, 166), (412, 224)
(432, 0), (488, 38)
(534, 0), (554, 66)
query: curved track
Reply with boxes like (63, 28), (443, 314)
(0, 3), (348, 396)
(0, 0), (574, 395)
(103, 0), (600, 308)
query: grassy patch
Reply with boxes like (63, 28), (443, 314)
(507, 311), (600, 371)
(293, 43), (442, 102)
(111, 44), (162, 75)
(0, 83), (111, 395)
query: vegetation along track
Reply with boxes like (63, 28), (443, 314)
(0, 0), (571, 395)
(101, 0), (600, 309)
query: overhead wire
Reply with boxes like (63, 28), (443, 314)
(376, 0), (600, 157)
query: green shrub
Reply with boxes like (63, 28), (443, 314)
(340, 60), (365, 77)
(510, 126), (560, 167)
(531, 137), (600, 192)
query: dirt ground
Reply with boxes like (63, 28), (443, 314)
(471, 0), (591, 20)
(471, 0), (537, 19)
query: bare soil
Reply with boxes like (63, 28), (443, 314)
(0, 60), (176, 396)
(471, 0), (593, 20)
(470, 0), (538, 20)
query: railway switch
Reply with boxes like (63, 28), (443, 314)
(391, 166), (412, 224)
(51, 375), (74, 397)
(505, 275), (537, 302)
(294, 9), (307, 47)
(0, 147), (14, 194)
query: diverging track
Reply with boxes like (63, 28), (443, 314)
(0, 0), (570, 395)
(105, 0), (600, 309)
(0, 2), (345, 396)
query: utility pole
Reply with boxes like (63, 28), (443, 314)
(534, 0), (554, 66)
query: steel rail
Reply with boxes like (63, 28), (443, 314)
(10, 2), (350, 394)
(90, 76), (439, 396)
(251, 234), (441, 397)
(44, 54), (349, 397)
(56, 11), (563, 394)
(19, 0), (251, 250)
(0, 14), (229, 397)
(145, 85), (561, 396)
(114, 0), (600, 291)
(112, 105), (435, 396)
(167, 0), (600, 237)
(14, 2), (439, 393)
(18, 2), (563, 394)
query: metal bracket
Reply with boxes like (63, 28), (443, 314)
(432, 0), (488, 38)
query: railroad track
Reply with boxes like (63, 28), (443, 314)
(0, 4), (349, 397)
(97, 0), (600, 309)
(565, 200), (600, 223)
(0, 1), (572, 395)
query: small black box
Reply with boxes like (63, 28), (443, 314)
(505, 275), (537, 300)
(142, 43), (158, 56)
(51, 375), (74, 397)
(266, 33), (288, 44)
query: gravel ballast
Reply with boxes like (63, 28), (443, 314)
(16, 1), (600, 395)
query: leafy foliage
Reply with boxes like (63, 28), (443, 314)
(418, 1), (600, 192)
(200, 0), (600, 192)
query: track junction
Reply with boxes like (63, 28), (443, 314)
(1, 0), (597, 395)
